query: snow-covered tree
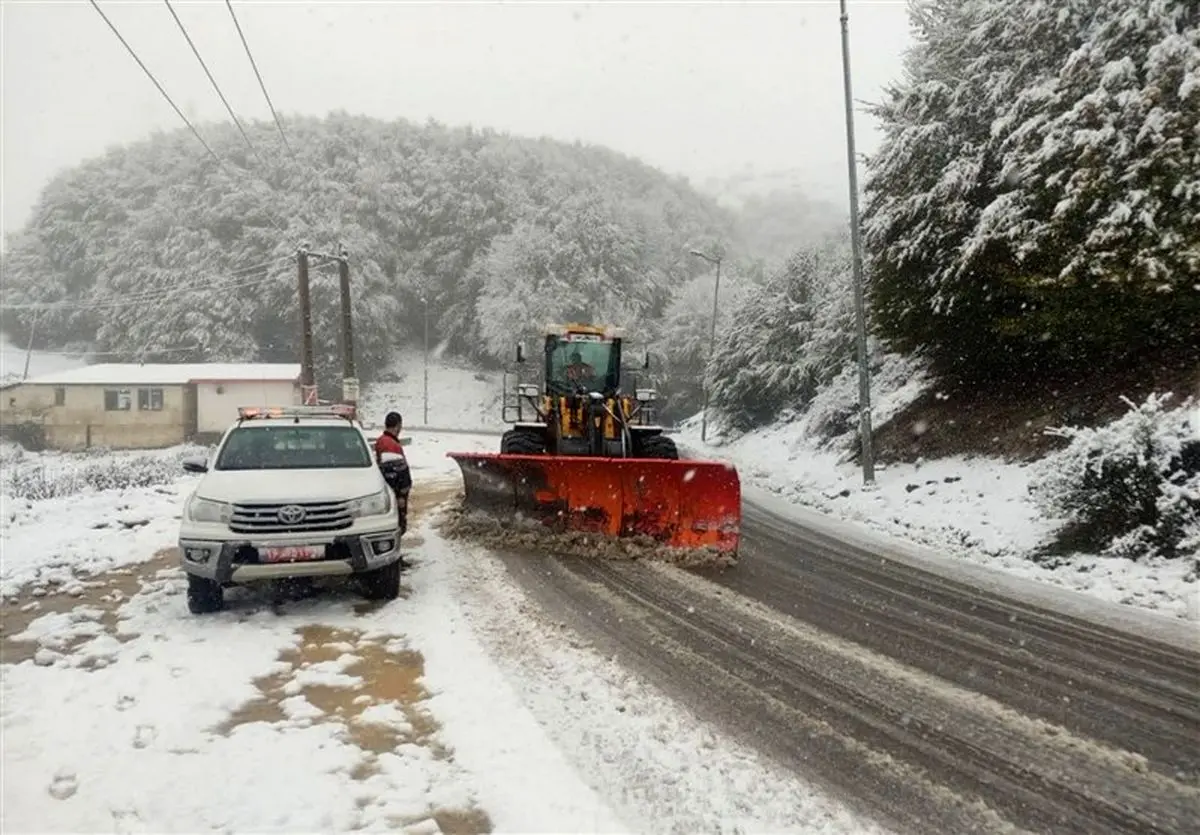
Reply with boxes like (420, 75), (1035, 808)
(864, 0), (1200, 378)
(0, 114), (737, 392)
(707, 236), (857, 432)
(650, 265), (752, 415)
(473, 191), (670, 363)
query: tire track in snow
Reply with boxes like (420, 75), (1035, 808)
(714, 500), (1200, 779)
(493, 549), (1199, 835)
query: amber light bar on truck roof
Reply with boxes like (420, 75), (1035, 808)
(236, 404), (358, 422)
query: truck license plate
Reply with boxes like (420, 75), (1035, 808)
(260, 545), (324, 563)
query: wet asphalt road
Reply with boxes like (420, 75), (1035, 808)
(492, 494), (1200, 835)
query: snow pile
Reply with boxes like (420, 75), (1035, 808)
(359, 347), (505, 430)
(1030, 393), (1200, 562)
(436, 505), (738, 569)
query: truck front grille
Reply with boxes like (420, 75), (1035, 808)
(229, 501), (353, 534)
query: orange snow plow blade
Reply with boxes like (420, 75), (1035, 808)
(446, 453), (741, 554)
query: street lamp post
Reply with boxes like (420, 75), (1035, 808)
(839, 0), (876, 485)
(421, 295), (430, 426)
(688, 248), (723, 443)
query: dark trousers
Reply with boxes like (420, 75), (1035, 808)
(395, 488), (410, 534)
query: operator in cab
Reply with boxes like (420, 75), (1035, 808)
(565, 350), (595, 384)
(374, 411), (412, 538)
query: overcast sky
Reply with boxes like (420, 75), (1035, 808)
(1, 0), (911, 245)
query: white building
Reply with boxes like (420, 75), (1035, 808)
(1, 363), (301, 450)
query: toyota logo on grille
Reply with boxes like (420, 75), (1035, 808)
(277, 504), (306, 525)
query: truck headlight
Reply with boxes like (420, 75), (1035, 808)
(187, 496), (232, 524)
(349, 489), (391, 518)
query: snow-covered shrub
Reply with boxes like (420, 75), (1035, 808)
(2, 444), (210, 501)
(1030, 393), (1200, 560)
(0, 441), (25, 470)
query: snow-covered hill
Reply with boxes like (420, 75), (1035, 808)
(358, 347), (505, 431)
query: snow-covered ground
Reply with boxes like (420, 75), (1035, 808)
(358, 346), (505, 431)
(1, 431), (879, 833)
(680, 359), (1198, 621)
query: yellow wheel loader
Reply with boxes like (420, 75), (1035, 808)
(447, 323), (741, 555)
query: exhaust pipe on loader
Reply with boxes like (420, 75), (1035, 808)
(446, 452), (741, 555)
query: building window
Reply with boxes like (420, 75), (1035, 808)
(54, 387), (66, 406)
(104, 389), (132, 411)
(138, 388), (164, 411)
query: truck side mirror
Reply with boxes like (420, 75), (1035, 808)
(515, 342), (526, 364)
(182, 456), (208, 474)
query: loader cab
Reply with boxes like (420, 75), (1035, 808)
(542, 326), (622, 396)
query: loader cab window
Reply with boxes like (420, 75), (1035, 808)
(546, 337), (619, 394)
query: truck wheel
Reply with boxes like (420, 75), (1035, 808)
(501, 429), (545, 455)
(637, 434), (679, 460)
(186, 574), (224, 614)
(361, 558), (401, 601)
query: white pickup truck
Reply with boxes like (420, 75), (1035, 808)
(177, 405), (405, 614)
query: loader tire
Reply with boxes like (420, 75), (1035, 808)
(500, 429), (545, 455)
(636, 434), (679, 460)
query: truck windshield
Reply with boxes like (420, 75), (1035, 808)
(214, 425), (371, 470)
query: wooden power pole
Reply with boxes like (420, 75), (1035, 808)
(296, 246), (317, 404)
(337, 246), (358, 405)
(22, 312), (39, 380)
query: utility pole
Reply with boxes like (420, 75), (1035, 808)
(839, 0), (875, 485)
(421, 294), (430, 426)
(22, 312), (39, 380)
(337, 246), (358, 406)
(296, 246), (317, 405)
(689, 248), (723, 443)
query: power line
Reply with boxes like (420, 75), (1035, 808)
(2, 272), (280, 313)
(163, 0), (264, 166)
(225, 0), (293, 155)
(89, 1), (295, 237)
(87, 0), (222, 168)
(1, 259), (291, 312)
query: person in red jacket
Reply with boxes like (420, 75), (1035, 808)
(374, 411), (411, 536)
